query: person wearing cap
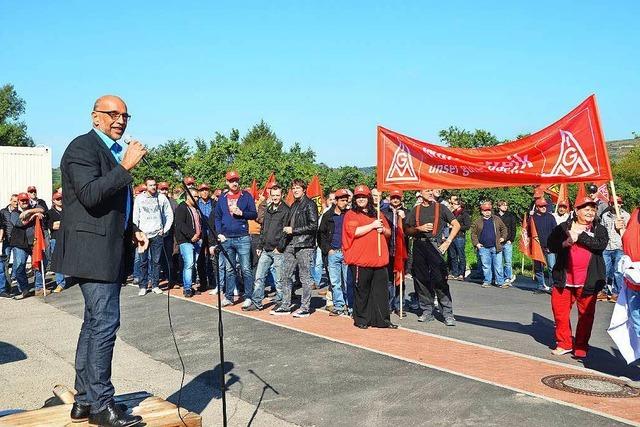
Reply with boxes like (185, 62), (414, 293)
(587, 183), (607, 217)
(342, 184), (396, 328)
(471, 201), (508, 288)
(27, 185), (49, 211)
(532, 197), (558, 293)
(547, 197), (608, 358)
(447, 195), (471, 282)
(381, 190), (408, 316)
(175, 187), (203, 298)
(553, 200), (571, 225)
(243, 185), (290, 311)
(132, 177), (174, 296)
(318, 189), (351, 316)
(157, 182), (179, 287)
(47, 192), (66, 292)
(404, 189), (461, 326)
(496, 199), (518, 286)
(196, 183), (216, 292)
(599, 196), (630, 302)
(9, 193), (46, 299)
(214, 170), (258, 308)
(0, 194), (19, 296)
(271, 178), (318, 317)
(0, 204), (7, 297)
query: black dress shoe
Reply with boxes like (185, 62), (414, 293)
(382, 321), (399, 329)
(354, 323), (368, 329)
(88, 402), (142, 427)
(71, 402), (129, 423)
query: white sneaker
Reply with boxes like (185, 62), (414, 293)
(221, 298), (233, 307)
(233, 288), (239, 296)
(152, 287), (163, 294)
(208, 288), (218, 295)
(241, 299), (253, 309)
(138, 288), (147, 296)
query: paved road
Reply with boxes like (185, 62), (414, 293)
(6, 274), (633, 426)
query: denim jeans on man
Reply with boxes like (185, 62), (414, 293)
(502, 241), (513, 281)
(222, 235), (253, 301)
(48, 239), (66, 288)
(311, 247), (326, 287)
(138, 235), (164, 289)
(448, 235), (466, 277)
(133, 251), (142, 284)
(2, 244), (13, 289)
(626, 287), (640, 337)
(179, 240), (201, 293)
(0, 246), (6, 294)
(74, 281), (121, 414)
(12, 247), (45, 292)
(534, 251), (556, 288)
(327, 250), (349, 310)
(281, 247), (314, 311)
(251, 250), (283, 309)
(603, 249), (624, 295)
(478, 246), (504, 286)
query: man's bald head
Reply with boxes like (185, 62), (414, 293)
(92, 95), (128, 141)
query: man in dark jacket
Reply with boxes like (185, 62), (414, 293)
(447, 195), (471, 281)
(245, 185), (289, 311)
(497, 199), (518, 285)
(47, 192), (66, 292)
(53, 95), (145, 426)
(470, 201), (508, 288)
(175, 188), (202, 298)
(318, 189), (350, 315)
(272, 178), (318, 317)
(381, 190), (407, 315)
(532, 198), (558, 292)
(1, 194), (18, 293)
(214, 170), (258, 308)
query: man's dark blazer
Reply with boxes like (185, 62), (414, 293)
(52, 129), (135, 283)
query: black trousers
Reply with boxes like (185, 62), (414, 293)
(412, 239), (453, 317)
(350, 265), (390, 327)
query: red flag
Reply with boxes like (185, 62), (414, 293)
(519, 213), (532, 259)
(260, 172), (277, 199)
(32, 216), (47, 270)
(285, 188), (295, 206)
(557, 183), (568, 205)
(393, 217), (408, 285)
(529, 217), (547, 265)
(594, 181), (609, 203)
(248, 179), (258, 200)
(307, 175), (325, 214)
(377, 95), (613, 190)
(519, 213), (546, 265)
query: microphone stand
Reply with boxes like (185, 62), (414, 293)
(177, 173), (229, 427)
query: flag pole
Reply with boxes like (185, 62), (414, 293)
(376, 199), (381, 257)
(400, 275), (404, 319)
(41, 260), (46, 299)
(609, 180), (621, 219)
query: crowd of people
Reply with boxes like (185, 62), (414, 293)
(0, 175), (636, 355)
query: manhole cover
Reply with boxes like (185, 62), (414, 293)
(541, 374), (640, 398)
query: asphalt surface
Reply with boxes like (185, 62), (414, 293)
(24, 275), (637, 427)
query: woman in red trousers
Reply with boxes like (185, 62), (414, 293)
(342, 184), (396, 329)
(547, 197), (609, 358)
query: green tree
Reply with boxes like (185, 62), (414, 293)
(438, 126), (502, 148)
(131, 139), (191, 186)
(0, 84), (34, 147)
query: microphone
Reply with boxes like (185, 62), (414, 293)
(123, 134), (150, 167)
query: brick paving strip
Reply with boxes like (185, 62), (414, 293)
(158, 287), (640, 426)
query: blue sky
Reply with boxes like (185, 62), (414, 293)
(1, 1), (638, 167)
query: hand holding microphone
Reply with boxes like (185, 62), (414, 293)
(121, 135), (148, 170)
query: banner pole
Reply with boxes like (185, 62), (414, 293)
(41, 260), (46, 299)
(609, 180), (621, 219)
(377, 199), (381, 257)
(521, 254), (525, 276)
(400, 275), (404, 319)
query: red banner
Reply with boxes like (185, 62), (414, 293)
(519, 213), (546, 265)
(377, 95), (612, 190)
(32, 216), (47, 270)
(307, 175), (325, 214)
(260, 172), (277, 199)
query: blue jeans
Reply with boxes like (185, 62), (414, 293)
(133, 251), (142, 283)
(534, 251), (556, 288)
(74, 280), (121, 414)
(328, 250), (349, 310)
(138, 235), (164, 289)
(222, 235), (253, 301)
(478, 246), (504, 286)
(2, 244), (13, 285)
(252, 250), (283, 308)
(0, 244), (7, 293)
(627, 287), (640, 337)
(49, 239), (66, 288)
(179, 241), (201, 292)
(603, 249), (624, 295)
(448, 236), (466, 277)
(12, 247), (45, 292)
(311, 247), (326, 287)
(502, 242), (513, 280)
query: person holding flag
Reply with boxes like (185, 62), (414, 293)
(381, 190), (408, 317)
(47, 192), (67, 292)
(342, 185), (396, 329)
(9, 193), (46, 299)
(532, 198), (557, 293)
(318, 189), (351, 316)
(547, 197), (608, 358)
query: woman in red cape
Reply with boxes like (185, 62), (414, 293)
(342, 185), (397, 329)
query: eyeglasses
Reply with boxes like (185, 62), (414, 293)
(28, 190), (37, 193)
(94, 110), (131, 121)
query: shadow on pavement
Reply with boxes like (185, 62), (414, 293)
(455, 313), (640, 379)
(0, 341), (27, 365)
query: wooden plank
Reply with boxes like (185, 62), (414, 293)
(0, 395), (201, 427)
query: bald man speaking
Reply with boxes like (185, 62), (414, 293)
(53, 95), (146, 426)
